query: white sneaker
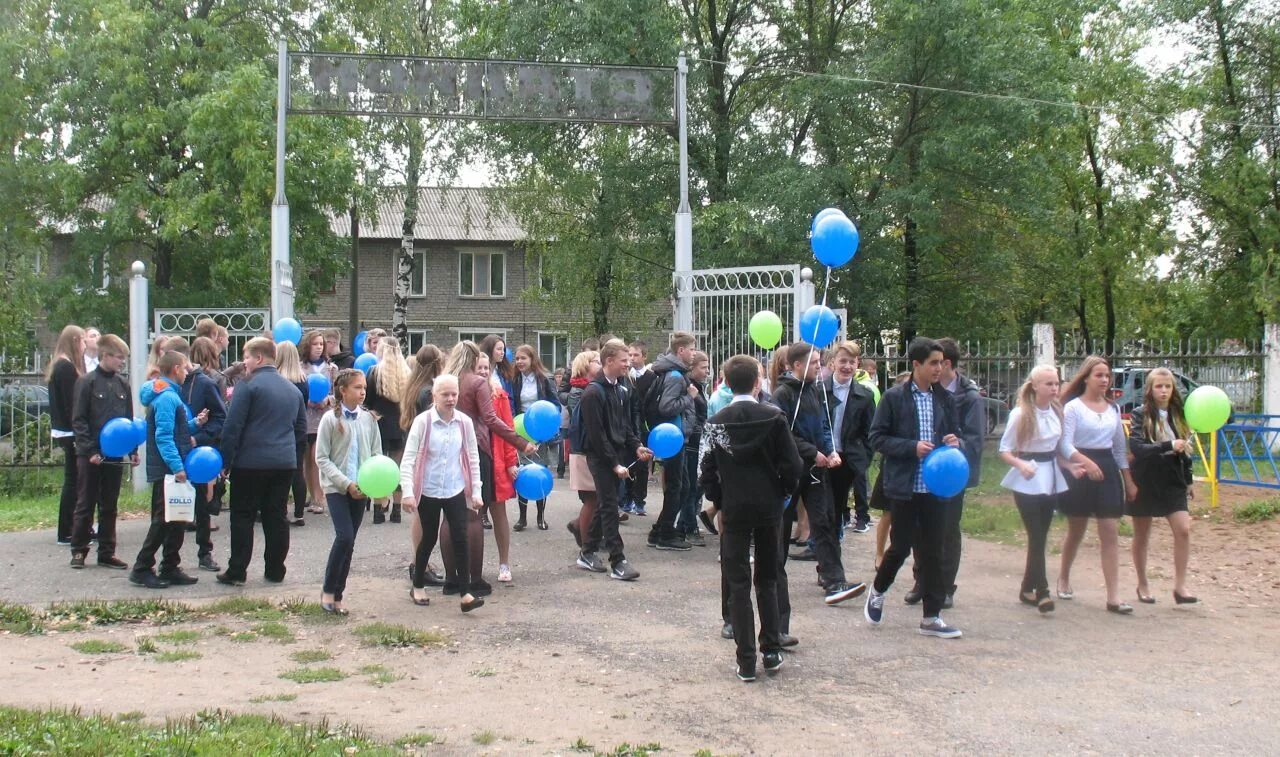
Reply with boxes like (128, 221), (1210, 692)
(497, 564), (512, 582)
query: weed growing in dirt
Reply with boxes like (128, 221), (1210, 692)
(152, 629), (201, 644)
(248, 693), (298, 704)
(473, 730), (496, 745)
(289, 649), (333, 664)
(116, 711), (145, 722)
(596, 744), (663, 757)
(251, 622), (295, 643)
(394, 733), (439, 747)
(135, 637), (159, 654)
(368, 670), (403, 687)
(1235, 498), (1280, 523)
(352, 622), (447, 648)
(470, 667), (496, 677)
(278, 667), (348, 684)
(46, 599), (194, 627)
(571, 737), (595, 751)
(201, 597), (284, 621)
(230, 631), (258, 643)
(154, 649), (201, 663)
(0, 602), (44, 635)
(279, 597), (346, 624)
(69, 639), (128, 654)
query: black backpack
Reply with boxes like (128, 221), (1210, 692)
(641, 367), (686, 432)
(569, 383), (599, 453)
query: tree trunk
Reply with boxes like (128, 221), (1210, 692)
(900, 139), (921, 345)
(394, 133), (423, 346)
(154, 237), (173, 289)
(592, 248), (614, 338)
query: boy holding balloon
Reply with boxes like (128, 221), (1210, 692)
(128, 350), (199, 588)
(865, 337), (966, 639)
(69, 334), (135, 570)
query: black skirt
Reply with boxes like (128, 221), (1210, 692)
(1061, 448), (1125, 519)
(478, 449), (496, 505)
(1126, 483), (1189, 518)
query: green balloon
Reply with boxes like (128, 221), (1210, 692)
(1184, 385), (1231, 433)
(514, 413), (534, 443)
(749, 310), (784, 350)
(357, 454), (400, 499)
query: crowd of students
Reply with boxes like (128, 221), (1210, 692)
(43, 321), (1200, 681)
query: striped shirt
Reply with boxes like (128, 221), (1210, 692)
(911, 383), (934, 493)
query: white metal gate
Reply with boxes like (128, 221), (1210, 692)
(673, 264), (814, 372)
(154, 308), (270, 361)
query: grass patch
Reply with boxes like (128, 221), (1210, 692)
(45, 598), (194, 627)
(0, 602), (44, 635)
(252, 622), (295, 643)
(230, 631), (258, 643)
(1235, 498), (1280, 523)
(152, 629), (201, 645)
(200, 596), (284, 621)
(116, 711), (146, 722)
(595, 744), (664, 757)
(367, 670), (403, 687)
(470, 667), (496, 678)
(472, 729), (496, 745)
(358, 664), (390, 675)
(154, 649), (201, 663)
(394, 733), (439, 748)
(279, 596), (347, 624)
(571, 737), (595, 751)
(279, 667), (348, 684)
(0, 491), (149, 533)
(0, 706), (396, 754)
(351, 622), (447, 649)
(249, 693), (298, 704)
(959, 501), (1027, 545)
(69, 639), (129, 655)
(135, 637), (159, 654)
(289, 649), (333, 664)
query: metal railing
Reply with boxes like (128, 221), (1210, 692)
(1216, 414), (1280, 491)
(0, 374), (58, 467)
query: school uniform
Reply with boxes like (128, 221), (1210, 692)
(579, 373), (644, 566)
(1059, 398), (1129, 519)
(998, 405), (1071, 595)
(69, 365), (133, 559)
(181, 366), (226, 561)
(823, 375), (877, 530)
(47, 358), (81, 543)
(316, 406), (382, 601)
(1126, 407), (1193, 518)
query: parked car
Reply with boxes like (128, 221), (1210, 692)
(0, 384), (50, 436)
(1110, 367), (1198, 415)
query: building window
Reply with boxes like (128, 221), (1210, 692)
(537, 333), (569, 371)
(92, 251), (110, 292)
(406, 330), (428, 355)
(409, 250), (427, 298)
(537, 254), (552, 291)
(316, 267), (337, 295)
(455, 329), (506, 346)
(459, 251), (505, 298)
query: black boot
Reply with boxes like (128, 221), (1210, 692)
(372, 504), (386, 525)
(514, 501), (528, 532)
(536, 500), (548, 530)
(389, 501), (401, 523)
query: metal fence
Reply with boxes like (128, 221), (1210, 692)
(679, 265), (805, 376)
(154, 308), (270, 363)
(0, 373), (58, 467)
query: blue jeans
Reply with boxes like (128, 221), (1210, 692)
(677, 446), (701, 534)
(323, 492), (366, 600)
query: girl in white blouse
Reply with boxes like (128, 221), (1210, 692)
(998, 365), (1076, 614)
(1057, 356), (1139, 614)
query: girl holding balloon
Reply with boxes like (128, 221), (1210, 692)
(301, 330), (338, 516)
(1057, 356), (1139, 614)
(365, 337), (411, 524)
(1126, 368), (1197, 605)
(315, 369), (383, 615)
(476, 353), (520, 582)
(511, 344), (562, 532)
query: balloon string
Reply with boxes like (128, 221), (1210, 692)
(789, 264), (837, 462)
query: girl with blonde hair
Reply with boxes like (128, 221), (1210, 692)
(366, 337), (411, 523)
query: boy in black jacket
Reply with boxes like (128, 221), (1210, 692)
(577, 339), (654, 581)
(646, 331), (698, 550)
(771, 342), (867, 618)
(701, 355), (803, 682)
(69, 334), (136, 569)
(866, 337), (965, 639)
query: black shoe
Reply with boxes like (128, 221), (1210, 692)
(215, 572), (245, 587)
(372, 509), (385, 525)
(198, 555), (220, 572)
(779, 633), (799, 648)
(789, 547), (817, 561)
(158, 569), (198, 586)
(421, 568), (445, 587)
(736, 664), (756, 683)
(442, 582), (461, 596)
(763, 651), (784, 674)
(720, 623), (734, 639)
(97, 555), (128, 570)
(471, 579), (493, 598)
(389, 505), (401, 524)
(481, 512), (493, 530)
(129, 571), (170, 589)
(537, 516), (548, 531)
(461, 595), (485, 613)
(851, 519), (871, 534)
(653, 536), (692, 551)
(1173, 591), (1199, 605)
(263, 573), (285, 584)
(698, 510), (719, 535)
(70, 554), (86, 569)
(290, 517), (305, 527)
(513, 518), (527, 532)
(904, 585), (923, 605)
(824, 581), (868, 606)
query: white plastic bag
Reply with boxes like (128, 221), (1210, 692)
(164, 475), (196, 522)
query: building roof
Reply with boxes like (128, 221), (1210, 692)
(331, 187), (525, 242)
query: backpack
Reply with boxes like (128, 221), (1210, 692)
(641, 368), (685, 432)
(568, 383), (598, 453)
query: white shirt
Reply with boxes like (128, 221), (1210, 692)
(729, 394), (757, 405)
(1061, 398), (1129, 470)
(421, 413), (465, 499)
(519, 373), (539, 411)
(998, 406), (1071, 495)
(831, 378), (851, 452)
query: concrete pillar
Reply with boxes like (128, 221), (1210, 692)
(129, 261), (149, 493)
(1264, 323), (1280, 419)
(1033, 322), (1055, 368)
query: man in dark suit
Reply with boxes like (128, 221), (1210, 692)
(823, 341), (878, 537)
(700, 355), (803, 682)
(217, 337), (307, 586)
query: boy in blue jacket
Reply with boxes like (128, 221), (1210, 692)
(129, 351), (197, 589)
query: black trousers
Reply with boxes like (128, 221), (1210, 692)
(132, 480), (187, 574)
(193, 479), (214, 559)
(829, 458), (871, 525)
(71, 456), (123, 557)
(910, 490), (966, 595)
(624, 458), (650, 508)
(582, 455), (625, 564)
(291, 440), (308, 518)
(413, 491), (471, 591)
(225, 468), (293, 582)
(1015, 492), (1056, 594)
(875, 493), (948, 617)
(650, 453), (686, 540)
(56, 437), (78, 542)
(796, 467), (845, 587)
(722, 517), (782, 668)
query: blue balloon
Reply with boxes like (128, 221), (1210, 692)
(647, 423), (684, 460)
(810, 207), (846, 232)
(307, 372), (332, 403)
(523, 399), (560, 443)
(354, 353), (377, 375)
(922, 446), (969, 498)
(514, 463), (554, 500)
(352, 330), (368, 357)
(100, 417), (137, 458)
(131, 418), (148, 446)
(274, 317), (303, 345)
(505, 347), (514, 364)
(799, 305), (840, 349)
(184, 446), (223, 484)
(811, 213), (860, 267)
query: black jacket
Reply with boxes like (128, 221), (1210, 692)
(579, 374), (641, 468)
(365, 365), (404, 447)
(182, 367), (227, 446)
(1127, 407), (1193, 498)
(510, 371), (562, 416)
(47, 358), (80, 433)
(218, 365), (307, 470)
(869, 380), (963, 501)
(771, 374), (835, 466)
(330, 350), (356, 370)
(650, 353), (693, 430)
(71, 367), (133, 458)
(699, 400), (803, 526)
(823, 376), (876, 468)
(949, 374), (986, 488)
